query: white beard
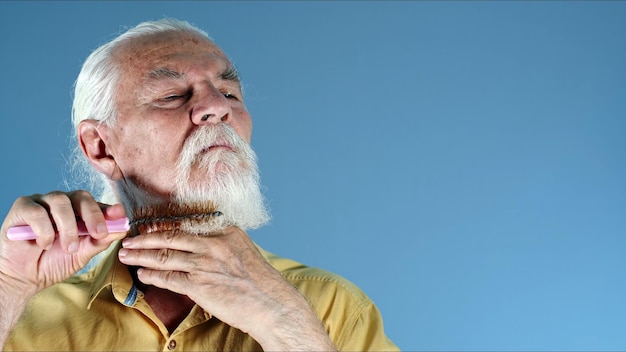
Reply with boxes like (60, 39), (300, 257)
(111, 124), (270, 233)
(173, 124), (270, 231)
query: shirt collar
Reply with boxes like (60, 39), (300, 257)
(87, 241), (135, 309)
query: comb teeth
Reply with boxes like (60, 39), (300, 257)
(128, 211), (223, 227)
(129, 202), (225, 235)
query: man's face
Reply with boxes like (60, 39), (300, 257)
(105, 31), (253, 201)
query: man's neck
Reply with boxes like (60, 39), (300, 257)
(140, 283), (196, 333)
(130, 266), (195, 333)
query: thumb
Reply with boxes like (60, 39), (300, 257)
(75, 230), (128, 267)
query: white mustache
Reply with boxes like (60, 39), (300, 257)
(183, 124), (243, 159)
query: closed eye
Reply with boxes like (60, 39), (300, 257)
(150, 90), (192, 109)
(223, 91), (240, 101)
(162, 93), (189, 101)
(157, 89), (192, 104)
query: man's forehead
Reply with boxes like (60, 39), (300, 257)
(114, 31), (230, 72)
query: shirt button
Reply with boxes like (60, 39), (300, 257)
(167, 340), (177, 350)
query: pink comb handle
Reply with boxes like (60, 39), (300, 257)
(7, 218), (130, 241)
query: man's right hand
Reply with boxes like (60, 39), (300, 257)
(0, 190), (127, 300)
(0, 190), (127, 347)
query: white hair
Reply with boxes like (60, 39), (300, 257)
(70, 19), (213, 203)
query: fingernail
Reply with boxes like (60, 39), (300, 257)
(118, 248), (128, 258)
(67, 241), (78, 253)
(96, 223), (108, 235)
(122, 237), (132, 247)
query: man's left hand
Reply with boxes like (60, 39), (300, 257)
(117, 226), (336, 351)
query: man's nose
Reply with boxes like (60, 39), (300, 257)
(190, 85), (232, 125)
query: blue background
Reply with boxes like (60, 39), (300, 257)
(1, 1), (625, 350)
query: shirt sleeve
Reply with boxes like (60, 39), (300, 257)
(334, 299), (399, 352)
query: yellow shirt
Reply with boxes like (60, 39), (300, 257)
(5, 243), (398, 351)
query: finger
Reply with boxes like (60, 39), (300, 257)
(118, 247), (198, 272)
(8, 195), (56, 249)
(39, 191), (79, 253)
(121, 230), (202, 252)
(101, 203), (130, 235)
(69, 190), (109, 239)
(102, 203), (127, 220)
(76, 229), (128, 263)
(71, 203), (129, 264)
(135, 267), (190, 295)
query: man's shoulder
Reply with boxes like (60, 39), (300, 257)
(260, 248), (399, 351)
(261, 248), (373, 312)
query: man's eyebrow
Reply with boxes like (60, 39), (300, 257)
(220, 66), (240, 83)
(145, 66), (239, 82)
(146, 67), (184, 80)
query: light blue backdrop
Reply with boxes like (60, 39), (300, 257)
(1, 1), (625, 350)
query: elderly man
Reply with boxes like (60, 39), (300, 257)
(0, 19), (397, 351)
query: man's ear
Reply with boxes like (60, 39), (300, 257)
(78, 120), (123, 180)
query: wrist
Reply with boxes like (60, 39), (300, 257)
(0, 274), (37, 310)
(0, 278), (34, 347)
(252, 293), (336, 351)
(0, 268), (37, 288)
